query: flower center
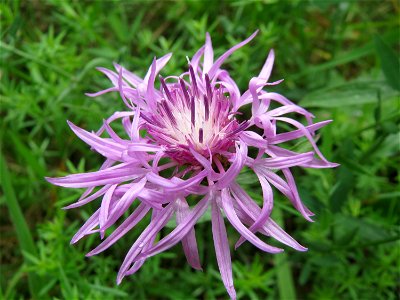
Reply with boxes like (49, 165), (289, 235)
(141, 69), (243, 164)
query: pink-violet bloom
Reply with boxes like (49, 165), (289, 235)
(47, 30), (338, 299)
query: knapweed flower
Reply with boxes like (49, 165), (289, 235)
(47, 30), (337, 299)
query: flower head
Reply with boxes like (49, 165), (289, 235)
(47, 30), (337, 299)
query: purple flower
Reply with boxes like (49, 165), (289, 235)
(47, 30), (337, 299)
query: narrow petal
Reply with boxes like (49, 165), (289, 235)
(230, 183), (307, 251)
(256, 167), (313, 221)
(211, 195), (236, 300)
(103, 177), (147, 228)
(99, 184), (118, 238)
(235, 173), (273, 248)
(116, 203), (175, 284)
(258, 49), (275, 81)
(63, 184), (111, 209)
(266, 104), (310, 118)
(136, 194), (210, 263)
(113, 62), (143, 87)
(269, 120), (332, 144)
(145, 57), (159, 111)
(189, 148), (213, 172)
(96, 67), (124, 87)
(240, 131), (268, 148)
(71, 209), (100, 244)
(275, 117), (328, 162)
(95, 111), (136, 137)
(176, 198), (203, 270)
(46, 162), (145, 188)
(67, 121), (125, 160)
(216, 141), (247, 189)
(221, 189), (283, 254)
(125, 224), (158, 276)
(268, 145), (339, 168)
(127, 143), (163, 153)
(260, 93), (314, 120)
(147, 169), (208, 192)
(87, 203), (150, 256)
(85, 87), (119, 97)
(203, 32), (214, 74)
(217, 70), (241, 108)
(208, 30), (259, 79)
(255, 152), (314, 169)
(143, 53), (173, 83)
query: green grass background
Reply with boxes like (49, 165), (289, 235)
(1, 0), (399, 299)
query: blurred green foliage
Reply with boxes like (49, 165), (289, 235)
(1, 0), (399, 299)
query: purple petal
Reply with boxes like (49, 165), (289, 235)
(258, 49), (275, 81)
(217, 70), (241, 109)
(230, 183), (307, 251)
(240, 131), (268, 148)
(189, 148), (213, 172)
(85, 87), (119, 97)
(46, 162), (145, 188)
(190, 46), (205, 75)
(256, 167), (313, 221)
(127, 143), (163, 153)
(96, 67), (125, 87)
(211, 195), (236, 300)
(203, 32), (214, 74)
(255, 152), (314, 169)
(113, 62), (143, 87)
(234, 173), (273, 248)
(176, 198), (203, 270)
(147, 169), (208, 192)
(275, 117), (328, 162)
(268, 145), (339, 168)
(221, 189), (283, 254)
(143, 53), (173, 83)
(261, 93), (315, 121)
(216, 141), (247, 189)
(125, 222), (158, 276)
(87, 203), (150, 256)
(266, 104), (310, 118)
(102, 177), (147, 228)
(71, 209), (100, 244)
(136, 194), (210, 263)
(269, 120), (332, 144)
(116, 202), (175, 284)
(63, 184), (111, 209)
(99, 184), (118, 238)
(208, 30), (259, 79)
(145, 57), (159, 111)
(67, 121), (125, 160)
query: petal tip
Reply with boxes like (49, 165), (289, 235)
(85, 251), (95, 257)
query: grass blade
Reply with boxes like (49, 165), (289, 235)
(0, 153), (41, 298)
(273, 207), (297, 300)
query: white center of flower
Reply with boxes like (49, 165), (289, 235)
(141, 72), (244, 163)
(162, 93), (225, 151)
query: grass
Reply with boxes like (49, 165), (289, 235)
(1, 0), (399, 299)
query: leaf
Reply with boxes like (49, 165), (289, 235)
(330, 165), (354, 213)
(290, 29), (399, 80)
(300, 80), (399, 108)
(335, 215), (393, 245)
(374, 35), (400, 91)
